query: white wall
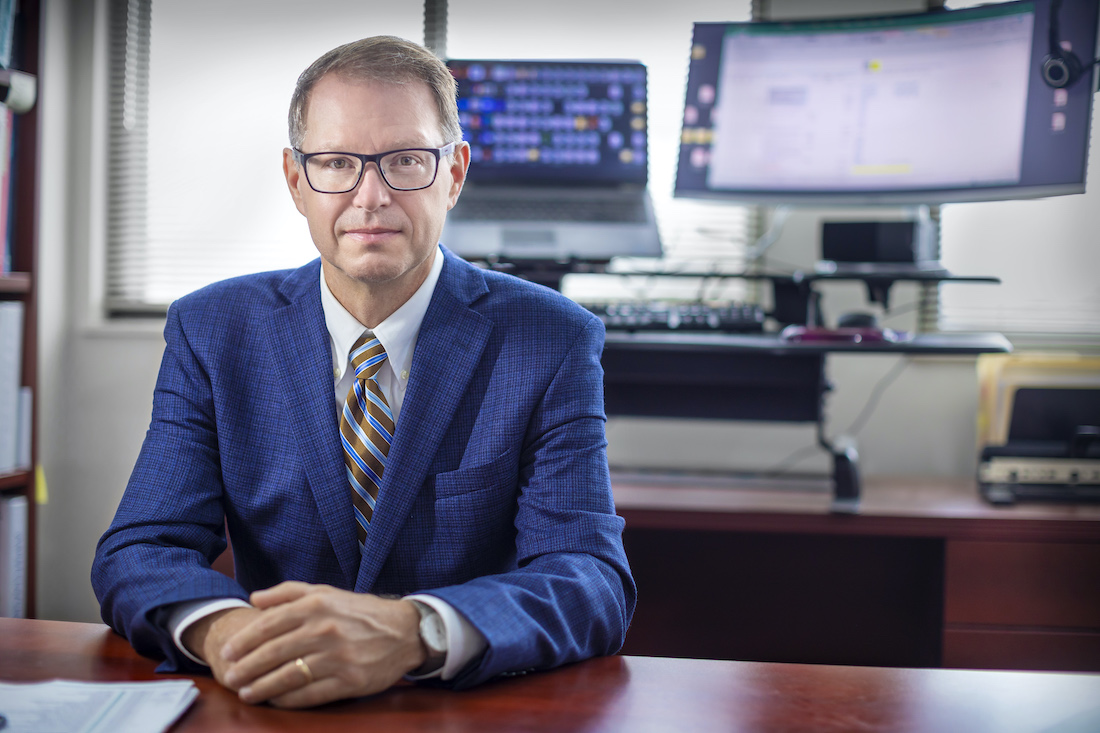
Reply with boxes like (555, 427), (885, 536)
(31, 0), (1082, 624)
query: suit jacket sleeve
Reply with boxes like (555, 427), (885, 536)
(91, 301), (248, 672)
(423, 315), (637, 689)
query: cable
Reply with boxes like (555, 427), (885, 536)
(744, 206), (791, 261)
(844, 357), (910, 437)
(759, 444), (823, 478)
(761, 356), (911, 477)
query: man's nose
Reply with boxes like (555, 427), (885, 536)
(352, 164), (392, 209)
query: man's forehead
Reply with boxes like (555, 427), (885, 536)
(300, 74), (442, 150)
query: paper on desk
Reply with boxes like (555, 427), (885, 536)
(0, 679), (198, 733)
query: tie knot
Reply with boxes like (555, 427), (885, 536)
(349, 335), (387, 381)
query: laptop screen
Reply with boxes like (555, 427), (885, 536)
(447, 59), (650, 188)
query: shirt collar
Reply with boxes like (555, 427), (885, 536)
(319, 245), (445, 378)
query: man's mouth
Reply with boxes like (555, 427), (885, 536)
(343, 226), (400, 244)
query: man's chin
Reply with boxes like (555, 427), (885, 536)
(346, 254), (424, 286)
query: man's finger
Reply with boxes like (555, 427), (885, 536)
(222, 614), (320, 690)
(220, 599), (314, 662)
(249, 580), (317, 609)
(267, 676), (352, 709)
(237, 653), (329, 706)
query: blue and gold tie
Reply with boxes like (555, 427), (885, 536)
(339, 335), (395, 547)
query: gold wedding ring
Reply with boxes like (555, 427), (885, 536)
(294, 656), (314, 685)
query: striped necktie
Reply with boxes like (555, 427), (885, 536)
(339, 334), (395, 547)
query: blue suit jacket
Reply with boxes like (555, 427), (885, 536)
(91, 248), (636, 689)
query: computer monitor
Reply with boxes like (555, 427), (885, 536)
(675, 0), (1100, 205)
(449, 59), (650, 188)
(442, 59), (663, 269)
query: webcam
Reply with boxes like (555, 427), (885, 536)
(1042, 0), (1087, 88)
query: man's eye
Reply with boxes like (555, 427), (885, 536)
(324, 157), (353, 170)
(394, 155), (419, 167)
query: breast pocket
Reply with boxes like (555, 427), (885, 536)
(431, 445), (521, 501)
(423, 446), (522, 575)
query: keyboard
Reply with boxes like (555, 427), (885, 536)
(581, 301), (767, 333)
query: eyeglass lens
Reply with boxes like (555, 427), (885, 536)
(305, 150), (439, 192)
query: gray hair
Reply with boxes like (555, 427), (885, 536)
(288, 36), (462, 153)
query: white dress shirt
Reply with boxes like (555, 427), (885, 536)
(168, 247), (487, 681)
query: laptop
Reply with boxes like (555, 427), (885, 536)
(442, 59), (662, 262)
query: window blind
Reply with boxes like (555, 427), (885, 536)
(103, 0), (423, 315)
(936, 108), (1100, 340)
(105, 0), (152, 314)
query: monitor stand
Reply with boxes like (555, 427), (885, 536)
(479, 257), (608, 292)
(818, 423), (862, 514)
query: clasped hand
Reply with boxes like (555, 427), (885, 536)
(188, 582), (427, 708)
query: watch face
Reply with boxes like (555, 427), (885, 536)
(417, 605), (448, 656)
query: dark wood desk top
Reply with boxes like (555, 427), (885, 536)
(613, 474), (1100, 542)
(2, 619), (1099, 732)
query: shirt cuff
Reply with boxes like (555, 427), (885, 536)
(166, 597), (253, 666)
(404, 593), (488, 681)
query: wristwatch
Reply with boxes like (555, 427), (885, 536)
(410, 600), (447, 675)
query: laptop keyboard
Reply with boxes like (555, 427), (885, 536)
(451, 196), (649, 224)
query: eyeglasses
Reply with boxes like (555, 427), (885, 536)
(292, 142), (457, 193)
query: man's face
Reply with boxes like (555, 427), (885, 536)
(283, 73), (468, 295)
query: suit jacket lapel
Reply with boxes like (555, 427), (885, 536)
(355, 251), (492, 591)
(265, 261), (360, 588)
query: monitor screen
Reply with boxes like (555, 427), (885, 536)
(675, 0), (1099, 204)
(448, 59), (650, 187)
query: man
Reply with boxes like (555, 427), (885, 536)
(92, 35), (635, 709)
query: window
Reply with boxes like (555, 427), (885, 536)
(105, 0), (423, 314)
(936, 0), (1100, 342)
(936, 109), (1100, 340)
(103, 0), (757, 315)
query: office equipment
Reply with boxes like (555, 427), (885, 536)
(976, 354), (1100, 504)
(835, 311), (879, 329)
(675, 0), (1100, 205)
(443, 59), (662, 263)
(5, 618), (1100, 733)
(818, 219), (942, 276)
(580, 300), (766, 333)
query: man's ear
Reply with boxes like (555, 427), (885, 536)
(283, 147), (308, 216)
(446, 141), (471, 210)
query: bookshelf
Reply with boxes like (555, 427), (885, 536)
(0, 0), (39, 618)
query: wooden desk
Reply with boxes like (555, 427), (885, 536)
(2, 619), (1099, 733)
(614, 474), (1100, 672)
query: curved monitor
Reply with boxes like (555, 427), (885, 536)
(675, 0), (1100, 205)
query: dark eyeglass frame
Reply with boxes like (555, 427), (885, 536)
(292, 142), (457, 193)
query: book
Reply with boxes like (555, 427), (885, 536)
(0, 0), (14, 273)
(16, 385), (30, 469)
(0, 300), (22, 474)
(0, 0), (14, 69)
(0, 107), (10, 272)
(0, 493), (26, 618)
